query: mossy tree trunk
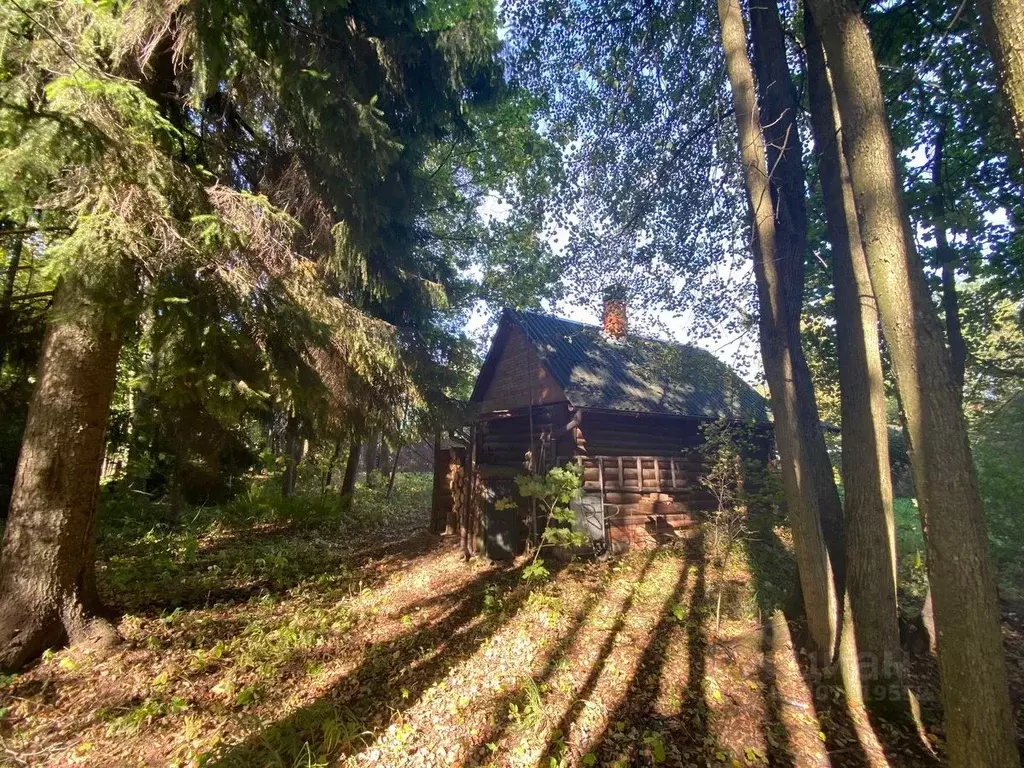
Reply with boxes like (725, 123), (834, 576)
(807, 0), (1018, 761)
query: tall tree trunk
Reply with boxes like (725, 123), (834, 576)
(979, 0), (1024, 155)
(805, 11), (904, 710)
(0, 265), (134, 671)
(716, 0), (844, 660)
(340, 439), (361, 510)
(748, 0), (809, 322)
(386, 444), (402, 499)
(931, 118), (967, 399)
(379, 439), (391, 480)
(807, 0), (1018, 762)
(0, 232), (23, 369)
(322, 439), (343, 495)
(281, 412), (301, 498)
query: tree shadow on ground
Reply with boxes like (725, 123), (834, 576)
(457, 551), (661, 765)
(746, 508), (943, 767)
(578, 542), (720, 766)
(758, 612), (796, 767)
(542, 549), (690, 762)
(206, 550), (562, 767)
(746, 512), (872, 765)
(103, 526), (442, 616)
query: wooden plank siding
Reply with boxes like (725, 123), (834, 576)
(479, 326), (566, 413)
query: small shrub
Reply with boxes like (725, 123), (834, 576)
(515, 464), (587, 581)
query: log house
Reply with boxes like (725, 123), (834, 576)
(456, 304), (772, 555)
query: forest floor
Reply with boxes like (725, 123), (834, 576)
(1, 475), (1022, 767)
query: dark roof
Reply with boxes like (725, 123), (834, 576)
(473, 309), (770, 423)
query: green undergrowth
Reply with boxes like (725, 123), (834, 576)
(894, 491), (1024, 602)
(740, 493), (1016, 620)
(96, 473), (432, 611)
(893, 497), (929, 604)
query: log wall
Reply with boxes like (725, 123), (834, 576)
(448, 404), (772, 555)
(575, 409), (705, 457)
(429, 447), (464, 535)
(429, 446), (489, 553)
(579, 453), (711, 551)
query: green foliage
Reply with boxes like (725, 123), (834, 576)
(700, 419), (753, 562)
(642, 730), (667, 764)
(970, 393), (1024, 594)
(892, 498), (930, 603)
(508, 676), (547, 732)
(514, 464), (586, 581)
(503, 0), (751, 344)
(871, 0), (1024, 298)
(0, 0), (564, 516)
(97, 473), (432, 610)
(103, 696), (188, 736)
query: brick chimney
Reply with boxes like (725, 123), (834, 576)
(602, 285), (628, 342)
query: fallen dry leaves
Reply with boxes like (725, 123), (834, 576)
(3, 497), (1019, 767)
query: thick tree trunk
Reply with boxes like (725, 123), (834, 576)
(340, 439), (361, 510)
(716, 0), (843, 660)
(807, 0), (1018, 762)
(805, 11), (904, 710)
(748, 0), (809, 323)
(930, 119), (967, 398)
(979, 0), (1024, 155)
(0, 266), (133, 671)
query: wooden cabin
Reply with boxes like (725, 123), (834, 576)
(452, 305), (772, 556)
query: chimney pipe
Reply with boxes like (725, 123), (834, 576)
(602, 285), (628, 341)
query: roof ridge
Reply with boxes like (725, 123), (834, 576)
(509, 307), (708, 352)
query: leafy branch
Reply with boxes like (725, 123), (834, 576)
(513, 464), (586, 582)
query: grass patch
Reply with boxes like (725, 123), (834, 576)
(97, 473), (432, 611)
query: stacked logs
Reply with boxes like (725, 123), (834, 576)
(430, 447), (465, 534)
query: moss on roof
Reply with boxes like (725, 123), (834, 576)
(504, 309), (769, 422)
